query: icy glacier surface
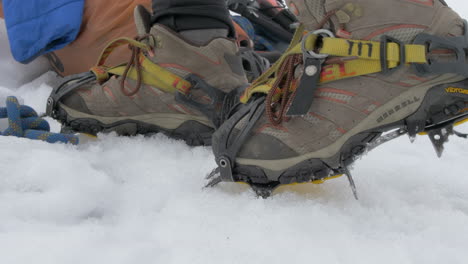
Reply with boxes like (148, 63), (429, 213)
(1, 1), (468, 263)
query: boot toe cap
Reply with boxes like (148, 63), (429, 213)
(237, 133), (299, 160)
(60, 93), (92, 115)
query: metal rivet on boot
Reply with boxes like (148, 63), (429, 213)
(294, 65), (304, 79)
(305, 65), (318, 76)
(219, 158), (228, 168)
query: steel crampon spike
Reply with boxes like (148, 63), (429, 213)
(453, 129), (468, 139)
(367, 129), (407, 152)
(343, 166), (359, 200)
(206, 167), (220, 180)
(205, 167), (222, 188)
(205, 176), (223, 188)
(250, 183), (280, 199)
(427, 125), (453, 158)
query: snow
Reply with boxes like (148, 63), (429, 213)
(1, 1), (468, 263)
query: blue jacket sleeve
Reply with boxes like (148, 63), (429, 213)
(2, 0), (85, 63)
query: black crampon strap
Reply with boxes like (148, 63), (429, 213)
(240, 48), (272, 82)
(212, 97), (266, 182)
(413, 20), (468, 77)
(46, 72), (97, 118)
(176, 74), (248, 128)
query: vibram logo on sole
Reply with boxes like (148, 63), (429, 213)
(445, 87), (468, 95)
(377, 96), (421, 123)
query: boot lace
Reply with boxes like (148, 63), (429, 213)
(264, 10), (340, 126)
(120, 34), (154, 97)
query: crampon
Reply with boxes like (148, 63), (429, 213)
(205, 16), (468, 198)
(206, 103), (468, 199)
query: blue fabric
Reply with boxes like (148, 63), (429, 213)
(2, 0), (85, 63)
(233, 16), (274, 52)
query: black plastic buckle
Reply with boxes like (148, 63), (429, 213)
(380, 35), (406, 74)
(413, 20), (468, 77)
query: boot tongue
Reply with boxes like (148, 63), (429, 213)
(179, 29), (229, 45)
(134, 5), (152, 35)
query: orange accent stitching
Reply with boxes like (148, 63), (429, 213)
(337, 127), (347, 134)
(309, 112), (326, 121)
(404, 0), (434, 6)
(256, 123), (289, 133)
(103, 86), (117, 102)
(409, 75), (428, 82)
(193, 51), (222, 65)
(397, 82), (414, 87)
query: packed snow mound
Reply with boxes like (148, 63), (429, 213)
(0, 21), (49, 88)
(1, 2), (468, 263)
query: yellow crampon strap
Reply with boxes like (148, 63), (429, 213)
(89, 37), (192, 95)
(240, 25), (428, 103)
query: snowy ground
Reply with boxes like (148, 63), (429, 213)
(1, 1), (468, 264)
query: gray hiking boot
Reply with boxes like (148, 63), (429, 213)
(209, 0), (468, 197)
(47, 5), (248, 146)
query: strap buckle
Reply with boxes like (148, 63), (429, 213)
(301, 29), (335, 61)
(380, 35), (406, 74)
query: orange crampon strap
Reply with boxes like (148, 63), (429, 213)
(89, 36), (192, 95)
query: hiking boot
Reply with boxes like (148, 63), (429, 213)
(209, 0), (468, 197)
(46, 5), (248, 146)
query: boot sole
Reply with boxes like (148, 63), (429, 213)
(224, 74), (468, 185)
(56, 104), (214, 146)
